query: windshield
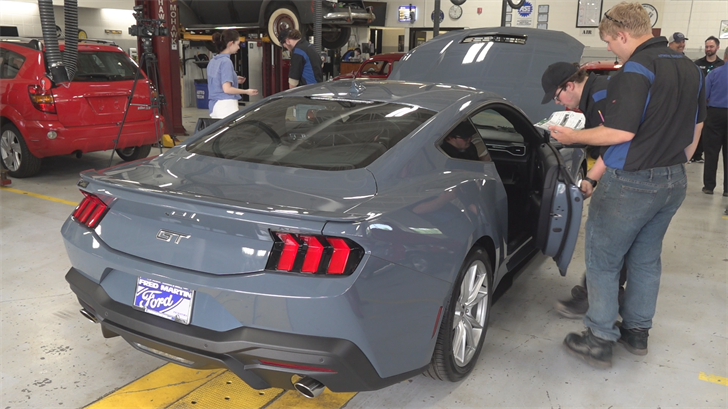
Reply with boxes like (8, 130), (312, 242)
(69, 51), (136, 81)
(186, 97), (435, 171)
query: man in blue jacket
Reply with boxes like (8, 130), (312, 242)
(278, 29), (323, 88)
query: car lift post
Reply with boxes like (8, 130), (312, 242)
(1, 168), (11, 186)
(134, 0), (186, 137)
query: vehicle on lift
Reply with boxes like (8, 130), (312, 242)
(178, 0), (375, 49)
(0, 38), (159, 178)
(62, 28), (585, 396)
(332, 52), (404, 80)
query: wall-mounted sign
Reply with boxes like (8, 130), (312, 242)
(516, 1), (534, 27)
(721, 20), (728, 39)
(398, 5), (417, 23)
(431, 9), (444, 23)
(577, 0), (602, 28)
(642, 4), (658, 27)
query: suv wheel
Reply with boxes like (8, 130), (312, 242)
(1, 123), (42, 178)
(116, 144), (152, 162)
(425, 246), (492, 382)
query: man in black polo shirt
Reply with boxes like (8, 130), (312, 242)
(549, 2), (706, 368)
(540, 62), (628, 319)
(278, 29), (323, 88)
(691, 36), (724, 163)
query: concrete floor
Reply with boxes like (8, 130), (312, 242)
(1, 108), (726, 408)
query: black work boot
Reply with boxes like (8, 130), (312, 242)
(554, 285), (588, 319)
(563, 328), (614, 369)
(618, 325), (649, 356)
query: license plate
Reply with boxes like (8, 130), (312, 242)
(133, 277), (194, 325)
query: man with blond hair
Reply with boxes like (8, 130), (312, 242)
(549, 1), (705, 368)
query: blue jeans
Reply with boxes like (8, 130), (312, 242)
(583, 164), (687, 341)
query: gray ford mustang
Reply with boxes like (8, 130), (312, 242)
(63, 28), (586, 396)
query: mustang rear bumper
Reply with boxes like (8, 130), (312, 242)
(65, 267), (425, 392)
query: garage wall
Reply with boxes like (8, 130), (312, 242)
(379, 0), (727, 60)
(0, 1), (137, 53)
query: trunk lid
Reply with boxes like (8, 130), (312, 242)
(53, 49), (153, 127)
(81, 149), (377, 274)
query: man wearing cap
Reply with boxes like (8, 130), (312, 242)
(277, 29), (323, 88)
(668, 32), (688, 53)
(549, 2), (705, 369)
(540, 62), (627, 320)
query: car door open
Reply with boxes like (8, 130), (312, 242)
(534, 143), (584, 276)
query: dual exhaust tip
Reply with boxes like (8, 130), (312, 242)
(80, 309), (326, 399)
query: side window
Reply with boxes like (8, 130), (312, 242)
(439, 120), (490, 162)
(0, 49), (26, 79)
(470, 108), (526, 158)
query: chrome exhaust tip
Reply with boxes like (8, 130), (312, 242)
(79, 308), (99, 324)
(293, 376), (325, 398)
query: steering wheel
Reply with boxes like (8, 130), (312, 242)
(233, 120), (281, 144)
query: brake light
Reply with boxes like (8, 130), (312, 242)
(72, 191), (110, 228)
(28, 85), (56, 113)
(265, 232), (364, 275)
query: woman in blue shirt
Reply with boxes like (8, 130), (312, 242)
(208, 30), (258, 119)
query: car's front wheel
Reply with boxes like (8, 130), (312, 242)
(116, 144), (152, 161)
(1, 123), (42, 178)
(425, 246), (493, 382)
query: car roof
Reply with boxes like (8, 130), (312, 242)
(278, 79), (501, 112)
(390, 27), (584, 122)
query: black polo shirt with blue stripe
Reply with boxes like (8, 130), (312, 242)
(290, 39), (323, 86)
(578, 74), (610, 129)
(601, 37), (707, 171)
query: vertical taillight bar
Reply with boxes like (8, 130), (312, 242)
(326, 238), (351, 274)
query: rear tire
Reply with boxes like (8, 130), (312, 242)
(116, 144), (152, 161)
(322, 26), (351, 50)
(425, 246), (493, 382)
(0, 123), (42, 178)
(267, 6), (300, 47)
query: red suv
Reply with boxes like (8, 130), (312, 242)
(0, 38), (159, 177)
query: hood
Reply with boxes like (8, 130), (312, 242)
(390, 27), (584, 122)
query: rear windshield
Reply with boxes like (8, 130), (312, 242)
(68, 51), (136, 81)
(186, 97), (435, 170)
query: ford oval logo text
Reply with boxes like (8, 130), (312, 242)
(156, 229), (191, 244)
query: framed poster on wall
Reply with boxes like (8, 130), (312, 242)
(721, 20), (728, 39)
(577, 0), (602, 28)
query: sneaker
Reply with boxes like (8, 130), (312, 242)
(618, 325), (649, 356)
(554, 285), (588, 319)
(702, 187), (714, 195)
(695, 158), (705, 163)
(563, 328), (614, 369)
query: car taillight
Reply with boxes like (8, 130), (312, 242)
(265, 232), (364, 275)
(72, 191), (110, 228)
(28, 85), (56, 114)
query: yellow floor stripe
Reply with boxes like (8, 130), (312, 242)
(699, 372), (728, 386)
(0, 186), (78, 206)
(85, 364), (225, 409)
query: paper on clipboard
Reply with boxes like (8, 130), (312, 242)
(534, 111), (586, 131)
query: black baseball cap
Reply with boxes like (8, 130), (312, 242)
(541, 62), (578, 104)
(277, 29), (290, 45)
